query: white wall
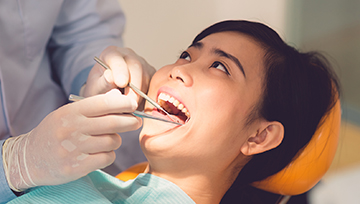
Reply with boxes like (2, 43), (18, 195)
(118, 0), (288, 69)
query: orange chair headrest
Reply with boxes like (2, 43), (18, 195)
(251, 100), (341, 195)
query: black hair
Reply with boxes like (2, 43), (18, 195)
(192, 20), (340, 203)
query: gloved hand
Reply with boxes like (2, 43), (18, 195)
(81, 46), (156, 109)
(2, 89), (141, 191)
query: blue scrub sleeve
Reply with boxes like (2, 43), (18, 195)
(49, 0), (125, 96)
(70, 66), (92, 95)
(0, 139), (17, 203)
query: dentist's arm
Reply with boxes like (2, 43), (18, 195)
(1, 140), (17, 201)
(2, 89), (141, 191)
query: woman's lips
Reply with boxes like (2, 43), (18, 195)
(151, 108), (186, 125)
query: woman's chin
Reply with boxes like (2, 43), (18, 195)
(139, 115), (185, 155)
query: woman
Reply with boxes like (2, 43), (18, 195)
(8, 20), (339, 204)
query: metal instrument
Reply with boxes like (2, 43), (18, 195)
(68, 94), (182, 126)
(93, 56), (175, 121)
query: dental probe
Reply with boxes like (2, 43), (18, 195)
(68, 94), (182, 126)
(93, 56), (175, 121)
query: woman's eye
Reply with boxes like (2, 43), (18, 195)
(179, 51), (191, 61)
(211, 61), (230, 75)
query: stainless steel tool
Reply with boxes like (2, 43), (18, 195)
(68, 94), (182, 126)
(93, 56), (175, 121)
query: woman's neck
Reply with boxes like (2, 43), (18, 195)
(150, 169), (231, 203)
(146, 155), (249, 204)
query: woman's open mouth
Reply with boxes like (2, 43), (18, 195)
(157, 92), (190, 124)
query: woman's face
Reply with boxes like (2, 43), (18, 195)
(140, 31), (266, 170)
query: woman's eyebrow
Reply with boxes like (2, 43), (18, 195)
(189, 41), (203, 49)
(214, 49), (246, 78)
(189, 42), (246, 78)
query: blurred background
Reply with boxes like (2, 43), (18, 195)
(118, 0), (360, 202)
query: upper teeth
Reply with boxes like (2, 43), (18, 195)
(158, 92), (190, 118)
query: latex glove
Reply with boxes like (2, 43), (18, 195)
(2, 89), (141, 191)
(81, 46), (156, 110)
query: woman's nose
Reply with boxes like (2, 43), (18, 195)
(169, 65), (193, 87)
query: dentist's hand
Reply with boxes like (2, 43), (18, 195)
(81, 46), (156, 110)
(2, 89), (141, 191)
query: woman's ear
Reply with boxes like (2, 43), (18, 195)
(240, 121), (284, 156)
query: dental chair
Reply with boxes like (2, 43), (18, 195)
(116, 100), (341, 204)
